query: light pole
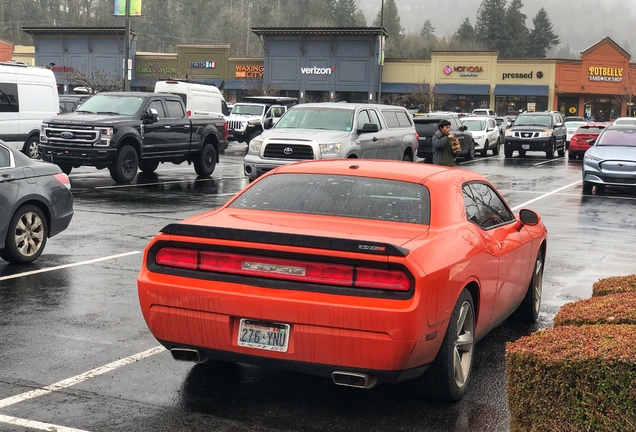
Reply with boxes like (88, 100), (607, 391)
(123, 0), (131, 91)
(377, 0), (384, 103)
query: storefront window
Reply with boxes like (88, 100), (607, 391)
(336, 92), (368, 103)
(495, 96), (547, 115)
(610, 99), (621, 120)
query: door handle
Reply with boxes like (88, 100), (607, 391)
(497, 240), (505, 250)
(184, 125), (190, 129)
(164, 125), (171, 129)
(372, 136), (378, 142)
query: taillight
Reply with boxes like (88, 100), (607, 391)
(53, 173), (71, 190)
(415, 132), (419, 141)
(155, 247), (411, 292)
(187, 110), (191, 117)
(223, 122), (229, 140)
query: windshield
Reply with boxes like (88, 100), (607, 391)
(274, 108), (354, 131)
(462, 120), (486, 131)
(231, 104), (265, 116)
(596, 129), (636, 147)
(566, 121), (586, 130)
(514, 116), (551, 127)
(76, 94), (144, 115)
(230, 173), (430, 224)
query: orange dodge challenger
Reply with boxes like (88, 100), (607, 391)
(138, 159), (547, 401)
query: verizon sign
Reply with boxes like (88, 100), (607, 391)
(301, 66), (335, 75)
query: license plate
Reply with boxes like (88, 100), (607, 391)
(238, 319), (290, 352)
(522, 144), (530, 150)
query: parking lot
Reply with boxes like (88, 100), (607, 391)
(2, 142), (636, 432)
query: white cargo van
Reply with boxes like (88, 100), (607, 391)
(0, 61), (59, 158)
(154, 80), (230, 117)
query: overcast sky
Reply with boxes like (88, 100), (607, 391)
(358, 0), (636, 56)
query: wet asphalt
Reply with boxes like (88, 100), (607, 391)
(1, 142), (635, 432)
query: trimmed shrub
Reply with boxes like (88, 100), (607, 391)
(593, 274), (636, 297)
(553, 292), (636, 326)
(506, 324), (636, 432)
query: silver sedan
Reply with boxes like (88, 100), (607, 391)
(582, 125), (636, 193)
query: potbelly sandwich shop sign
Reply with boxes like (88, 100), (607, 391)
(588, 66), (623, 82)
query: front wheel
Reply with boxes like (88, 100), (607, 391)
(0, 205), (48, 264)
(504, 146), (513, 158)
(413, 289), (475, 401)
(512, 249), (544, 322)
(480, 141), (489, 157)
(464, 141), (475, 161)
(492, 138), (500, 155)
(23, 136), (40, 159)
(194, 143), (217, 177)
(546, 139), (555, 159)
(109, 145), (138, 184)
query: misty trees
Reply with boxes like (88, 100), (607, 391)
(503, 0), (528, 58)
(526, 7), (560, 58)
(373, 0), (403, 56)
(455, 18), (475, 42)
(475, 0), (507, 53)
(420, 20), (435, 41)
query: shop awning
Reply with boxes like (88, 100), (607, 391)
(223, 79), (263, 90)
(493, 84), (549, 96)
(381, 82), (429, 93)
(434, 84), (490, 95)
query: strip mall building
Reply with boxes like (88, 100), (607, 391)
(18, 26), (636, 121)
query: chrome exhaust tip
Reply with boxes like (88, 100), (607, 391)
(332, 371), (377, 389)
(169, 347), (207, 363)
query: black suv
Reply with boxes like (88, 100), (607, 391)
(413, 114), (475, 163)
(504, 111), (566, 158)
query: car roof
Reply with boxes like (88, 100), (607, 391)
(462, 116), (492, 121)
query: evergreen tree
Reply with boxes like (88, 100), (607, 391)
(333, 0), (361, 27)
(419, 20), (435, 41)
(475, 0), (507, 54)
(455, 18), (475, 42)
(372, 0), (404, 56)
(502, 0), (528, 58)
(526, 7), (560, 58)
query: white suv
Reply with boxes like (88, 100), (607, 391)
(471, 108), (496, 117)
(461, 116), (501, 156)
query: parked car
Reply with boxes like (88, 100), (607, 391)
(154, 79), (230, 117)
(504, 111), (567, 158)
(611, 117), (636, 126)
(138, 159), (547, 401)
(227, 96), (297, 144)
(58, 94), (92, 114)
(0, 140), (73, 264)
(413, 114), (474, 163)
(563, 116), (585, 123)
(568, 123), (607, 159)
(461, 116), (501, 156)
(244, 103), (418, 180)
(564, 120), (587, 149)
(582, 124), (636, 193)
(471, 108), (496, 117)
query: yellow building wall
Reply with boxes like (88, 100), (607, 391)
(12, 45), (35, 66)
(383, 59), (430, 84)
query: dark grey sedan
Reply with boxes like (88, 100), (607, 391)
(0, 141), (73, 264)
(582, 125), (636, 193)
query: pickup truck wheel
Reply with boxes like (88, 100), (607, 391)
(109, 145), (138, 184)
(57, 163), (73, 175)
(139, 160), (159, 174)
(23, 136), (40, 159)
(194, 143), (217, 177)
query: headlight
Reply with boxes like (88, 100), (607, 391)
(97, 127), (114, 146)
(538, 130), (553, 138)
(247, 120), (260, 127)
(319, 143), (343, 155)
(249, 137), (264, 152)
(472, 133), (484, 139)
(40, 124), (48, 142)
(505, 129), (513, 136)
(584, 153), (603, 162)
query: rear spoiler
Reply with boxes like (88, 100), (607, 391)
(160, 224), (409, 256)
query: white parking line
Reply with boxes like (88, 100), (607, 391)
(95, 177), (246, 189)
(510, 180), (582, 211)
(0, 414), (91, 432)
(0, 251), (141, 281)
(533, 157), (565, 166)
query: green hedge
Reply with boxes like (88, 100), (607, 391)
(506, 324), (636, 432)
(593, 274), (636, 297)
(553, 292), (636, 326)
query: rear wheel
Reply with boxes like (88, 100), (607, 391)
(194, 143), (217, 177)
(481, 141), (489, 157)
(139, 160), (159, 174)
(0, 205), (48, 264)
(512, 249), (544, 322)
(568, 151), (577, 160)
(109, 145), (138, 184)
(402, 152), (413, 162)
(23, 136), (40, 159)
(492, 138), (500, 155)
(464, 141), (475, 161)
(413, 289), (475, 401)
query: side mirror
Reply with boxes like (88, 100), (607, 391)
(519, 209), (540, 226)
(487, 127), (494, 132)
(358, 123), (379, 134)
(460, 125), (468, 131)
(144, 108), (159, 124)
(555, 122), (564, 128)
(264, 118), (274, 129)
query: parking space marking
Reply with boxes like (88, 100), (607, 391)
(0, 346), (165, 410)
(0, 414), (91, 432)
(510, 180), (581, 211)
(533, 157), (565, 166)
(95, 177), (246, 189)
(0, 251), (141, 281)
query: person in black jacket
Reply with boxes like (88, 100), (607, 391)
(432, 120), (457, 166)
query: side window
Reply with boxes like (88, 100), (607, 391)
(451, 118), (461, 130)
(357, 110), (371, 129)
(165, 100), (185, 119)
(148, 100), (166, 119)
(395, 111), (412, 127)
(0, 83), (19, 113)
(0, 146), (10, 168)
(368, 109), (383, 129)
(463, 182), (515, 229)
(221, 101), (230, 116)
(382, 111), (400, 128)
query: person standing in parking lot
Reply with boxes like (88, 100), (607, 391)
(432, 120), (457, 166)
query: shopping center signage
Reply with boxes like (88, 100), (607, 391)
(443, 65), (483, 77)
(588, 66), (623, 82)
(235, 65), (264, 78)
(136, 67), (178, 74)
(301, 66), (336, 75)
(50, 66), (74, 72)
(502, 71), (543, 80)
(190, 61), (216, 69)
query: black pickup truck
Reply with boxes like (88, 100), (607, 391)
(39, 92), (228, 183)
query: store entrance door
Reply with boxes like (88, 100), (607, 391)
(593, 99), (612, 122)
(558, 97), (579, 117)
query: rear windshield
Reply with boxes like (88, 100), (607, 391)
(230, 173), (431, 224)
(414, 120), (440, 135)
(577, 125), (605, 134)
(596, 129), (636, 147)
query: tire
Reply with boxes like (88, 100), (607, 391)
(582, 180), (593, 193)
(464, 141), (475, 161)
(568, 151), (577, 160)
(492, 138), (500, 155)
(139, 160), (159, 174)
(109, 145), (138, 184)
(402, 152), (413, 162)
(414, 289), (475, 401)
(518, 150), (527, 157)
(481, 141), (489, 157)
(23, 136), (40, 159)
(57, 163), (73, 175)
(0, 205), (48, 264)
(557, 146), (566, 157)
(511, 249), (544, 323)
(504, 147), (513, 158)
(545, 139), (555, 159)
(194, 143), (217, 177)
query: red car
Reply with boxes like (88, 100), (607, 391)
(137, 160), (547, 401)
(568, 123), (608, 159)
